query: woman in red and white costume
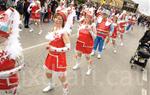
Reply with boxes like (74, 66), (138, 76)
(105, 15), (119, 53)
(118, 10), (128, 46)
(126, 14), (137, 32)
(0, 8), (24, 95)
(66, 1), (76, 31)
(28, 0), (42, 34)
(72, 7), (96, 75)
(43, 8), (71, 95)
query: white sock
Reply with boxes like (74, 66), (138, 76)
(76, 56), (81, 65)
(49, 78), (52, 86)
(88, 65), (92, 70)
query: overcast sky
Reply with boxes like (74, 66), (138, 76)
(132, 0), (150, 15)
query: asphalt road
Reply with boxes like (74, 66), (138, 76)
(16, 21), (149, 95)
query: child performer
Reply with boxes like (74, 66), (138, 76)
(73, 7), (96, 75)
(28, 0), (42, 34)
(43, 8), (72, 95)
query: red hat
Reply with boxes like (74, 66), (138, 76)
(56, 9), (68, 23)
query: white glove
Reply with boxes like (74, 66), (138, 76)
(45, 32), (55, 41)
(50, 43), (71, 52)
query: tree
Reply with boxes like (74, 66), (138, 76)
(78, 0), (85, 4)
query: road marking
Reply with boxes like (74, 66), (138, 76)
(142, 88), (147, 95)
(23, 42), (48, 51)
(23, 33), (77, 51)
(142, 69), (148, 82)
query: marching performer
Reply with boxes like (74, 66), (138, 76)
(28, 0), (42, 34)
(73, 7), (96, 75)
(0, 8), (24, 95)
(126, 14), (137, 33)
(66, 0), (76, 30)
(43, 8), (71, 95)
(105, 15), (119, 53)
(91, 11), (112, 59)
(118, 10), (128, 46)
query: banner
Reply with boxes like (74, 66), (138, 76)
(122, 1), (138, 13)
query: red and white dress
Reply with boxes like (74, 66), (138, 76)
(45, 31), (67, 72)
(76, 24), (94, 54)
(0, 51), (18, 91)
(128, 16), (136, 26)
(111, 23), (118, 39)
(30, 5), (40, 21)
(118, 20), (127, 33)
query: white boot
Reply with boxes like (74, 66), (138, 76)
(90, 51), (95, 56)
(63, 88), (69, 95)
(29, 28), (34, 32)
(86, 65), (92, 75)
(120, 42), (124, 46)
(35, 22), (38, 25)
(38, 30), (43, 35)
(103, 45), (106, 50)
(113, 49), (117, 53)
(97, 54), (101, 59)
(73, 63), (80, 70)
(43, 83), (54, 93)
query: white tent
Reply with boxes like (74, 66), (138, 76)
(132, 0), (150, 16)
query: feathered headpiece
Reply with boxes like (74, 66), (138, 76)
(0, 8), (22, 60)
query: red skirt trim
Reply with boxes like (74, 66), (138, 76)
(76, 40), (93, 54)
(45, 52), (67, 72)
(0, 74), (18, 90)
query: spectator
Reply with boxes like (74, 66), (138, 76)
(16, 0), (24, 20)
(40, 0), (48, 22)
(23, 0), (30, 28)
(50, 0), (58, 20)
(0, 0), (7, 10)
(76, 5), (80, 21)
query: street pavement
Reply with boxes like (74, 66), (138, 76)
(16, 21), (149, 95)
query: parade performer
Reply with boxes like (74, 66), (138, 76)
(126, 14), (137, 33)
(72, 7), (96, 75)
(28, 0), (42, 34)
(105, 15), (119, 53)
(65, 0), (76, 31)
(0, 8), (24, 95)
(91, 11), (112, 59)
(43, 7), (72, 95)
(118, 10), (128, 46)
